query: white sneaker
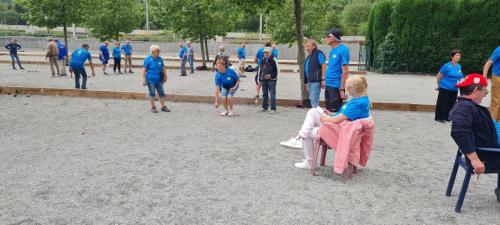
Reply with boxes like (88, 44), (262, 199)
(280, 136), (303, 149)
(294, 160), (312, 169)
(220, 111), (228, 116)
(228, 111), (234, 117)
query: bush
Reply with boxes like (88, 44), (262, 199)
(366, 0), (393, 70)
(369, 0), (500, 74)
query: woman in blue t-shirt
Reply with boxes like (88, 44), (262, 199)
(142, 45), (170, 113)
(435, 49), (463, 122)
(214, 58), (240, 116)
(280, 75), (370, 169)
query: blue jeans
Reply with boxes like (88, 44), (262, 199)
(180, 57), (187, 75)
(262, 80), (277, 111)
(308, 82), (321, 108)
(73, 68), (87, 89)
(187, 55), (194, 73)
(10, 52), (22, 68)
(147, 81), (165, 98)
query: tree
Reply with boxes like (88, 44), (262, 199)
(17, 0), (87, 49)
(84, 0), (143, 41)
(150, 0), (239, 67)
(340, 0), (373, 35)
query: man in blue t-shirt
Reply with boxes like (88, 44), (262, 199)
(179, 42), (188, 76)
(324, 28), (350, 112)
(236, 43), (246, 77)
(69, 44), (95, 89)
(121, 40), (133, 73)
(55, 40), (68, 76)
(483, 46), (500, 121)
(99, 41), (110, 75)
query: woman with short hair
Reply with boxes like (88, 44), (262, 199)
(435, 49), (463, 122)
(214, 58), (240, 116)
(280, 76), (371, 169)
(142, 45), (170, 113)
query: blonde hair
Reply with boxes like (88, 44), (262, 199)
(305, 39), (317, 48)
(347, 75), (368, 97)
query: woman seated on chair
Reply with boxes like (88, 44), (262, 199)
(280, 75), (370, 169)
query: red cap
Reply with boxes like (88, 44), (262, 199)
(455, 73), (488, 88)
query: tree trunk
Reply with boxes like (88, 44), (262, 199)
(63, 22), (68, 50)
(199, 34), (206, 67)
(293, 0), (309, 107)
(204, 36), (209, 62)
(115, 33), (119, 41)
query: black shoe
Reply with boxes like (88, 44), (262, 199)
(20, 67), (24, 70)
(495, 188), (500, 202)
(60, 74), (67, 76)
(161, 106), (171, 112)
(129, 70), (133, 73)
(13, 67), (17, 70)
(151, 107), (158, 113)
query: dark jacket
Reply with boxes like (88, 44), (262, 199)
(304, 49), (325, 83)
(450, 97), (498, 154)
(258, 56), (278, 81)
(5, 43), (21, 54)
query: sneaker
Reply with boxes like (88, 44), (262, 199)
(161, 106), (171, 112)
(269, 110), (276, 114)
(103, 72), (109, 75)
(280, 137), (303, 149)
(495, 188), (500, 202)
(294, 160), (312, 169)
(151, 107), (158, 113)
(228, 111), (234, 117)
(220, 111), (228, 116)
(129, 70), (133, 73)
(20, 67), (25, 70)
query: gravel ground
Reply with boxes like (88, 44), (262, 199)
(1, 95), (499, 225)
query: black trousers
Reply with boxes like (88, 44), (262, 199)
(435, 88), (457, 121)
(113, 58), (121, 72)
(478, 151), (500, 174)
(325, 86), (343, 112)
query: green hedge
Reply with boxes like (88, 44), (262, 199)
(366, 0), (393, 70)
(367, 0), (500, 74)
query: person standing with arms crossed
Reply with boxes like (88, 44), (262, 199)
(68, 44), (95, 89)
(483, 46), (500, 122)
(5, 38), (24, 70)
(121, 40), (134, 73)
(324, 28), (350, 112)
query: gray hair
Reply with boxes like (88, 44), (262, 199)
(150, 44), (160, 53)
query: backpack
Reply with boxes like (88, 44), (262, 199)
(244, 65), (256, 72)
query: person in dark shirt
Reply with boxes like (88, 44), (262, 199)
(258, 47), (278, 113)
(5, 38), (24, 70)
(449, 73), (500, 201)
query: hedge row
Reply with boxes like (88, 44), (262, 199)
(366, 0), (500, 74)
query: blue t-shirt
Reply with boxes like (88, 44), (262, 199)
(490, 46), (500, 76)
(56, 42), (67, 60)
(121, 44), (133, 55)
(272, 49), (279, 58)
(325, 44), (350, 88)
(214, 68), (239, 89)
(438, 62), (463, 91)
(495, 120), (500, 145)
(336, 96), (370, 121)
(143, 55), (164, 83)
(305, 52), (326, 79)
(179, 47), (187, 58)
(256, 48), (278, 65)
(237, 47), (246, 59)
(112, 47), (121, 59)
(99, 45), (110, 60)
(69, 48), (91, 69)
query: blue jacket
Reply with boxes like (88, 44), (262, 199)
(450, 97), (498, 154)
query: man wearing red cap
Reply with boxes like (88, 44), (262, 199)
(449, 74), (500, 201)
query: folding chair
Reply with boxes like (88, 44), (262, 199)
(445, 147), (500, 213)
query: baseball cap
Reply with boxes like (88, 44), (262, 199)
(455, 73), (488, 88)
(327, 28), (342, 41)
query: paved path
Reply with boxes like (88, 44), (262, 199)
(1, 95), (499, 224)
(0, 63), (491, 106)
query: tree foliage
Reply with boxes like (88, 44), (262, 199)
(83, 0), (143, 41)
